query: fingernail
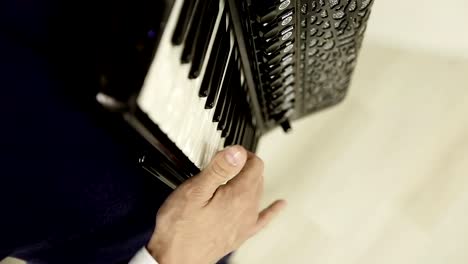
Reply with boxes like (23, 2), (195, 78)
(225, 146), (242, 166)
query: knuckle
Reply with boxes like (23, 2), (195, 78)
(210, 160), (229, 180)
(251, 156), (264, 170)
(180, 182), (205, 200)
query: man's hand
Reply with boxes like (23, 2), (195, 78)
(146, 145), (286, 264)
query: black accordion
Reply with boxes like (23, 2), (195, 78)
(95, 0), (374, 188)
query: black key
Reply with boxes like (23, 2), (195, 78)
(229, 109), (243, 146)
(240, 120), (250, 148)
(224, 109), (239, 147)
(218, 83), (233, 132)
(213, 54), (233, 122)
(233, 88), (251, 145)
(224, 87), (243, 145)
(205, 34), (231, 106)
(181, 0), (212, 63)
(234, 113), (247, 145)
(199, 14), (227, 97)
(224, 78), (241, 139)
(172, 0), (200, 45)
(247, 123), (256, 150)
(205, 30), (232, 108)
(243, 122), (254, 150)
(223, 101), (237, 139)
(218, 57), (240, 132)
(189, 2), (220, 78)
(251, 129), (259, 151)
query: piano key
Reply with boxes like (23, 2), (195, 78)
(191, 29), (234, 167)
(200, 42), (235, 163)
(205, 29), (232, 108)
(245, 123), (255, 151)
(136, 0), (260, 170)
(217, 86), (232, 132)
(229, 99), (244, 146)
(234, 113), (247, 146)
(138, 0), (185, 132)
(221, 89), (235, 137)
(224, 85), (244, 145)
(180, 0), (211, 63)
(251, 129), (259, 151)
(218, 58), (237, 132)
(224, 103), (238, 146)
(240, 120), (251, 148)
(199, 13), (227, 97)
(138, 0), (227, 169)
(232, 80), (250, 146)
(224, 88), (239, 139)
(213, 57), (233, 122)
(194, 34), (234, 163)
(189, 1), (220, 78)
(172, 0), (199, 45)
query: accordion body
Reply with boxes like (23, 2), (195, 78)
(95, 0), (374, 188)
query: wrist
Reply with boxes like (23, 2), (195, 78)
(147, 239), (175, 264)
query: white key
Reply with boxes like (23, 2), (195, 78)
(200, 32), (236, 168)
(137, 0), (230, 168)
(176, 1), (226, 167)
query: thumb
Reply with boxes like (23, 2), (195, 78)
(190, 145), (247, 199)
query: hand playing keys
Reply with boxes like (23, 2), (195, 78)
(147, 145), (287, 264)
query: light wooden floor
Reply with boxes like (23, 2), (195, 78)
(231, 41), (468, 264)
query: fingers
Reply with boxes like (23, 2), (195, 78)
(227, 152), (264, 191)
(188, 145), (248, 201)
(251, 200), (287, 235)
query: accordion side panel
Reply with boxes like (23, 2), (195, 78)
(246, 0), (375, 130)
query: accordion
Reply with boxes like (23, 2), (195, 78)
(95, 0), (374, 188)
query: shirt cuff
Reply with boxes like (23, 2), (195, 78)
(129, 247), (159, 264)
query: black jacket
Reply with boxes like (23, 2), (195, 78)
(0, 0), (173, 262)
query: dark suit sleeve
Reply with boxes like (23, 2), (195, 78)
(0, 1), (172, 262)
